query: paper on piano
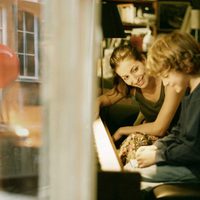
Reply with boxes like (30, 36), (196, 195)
(93, 118), (123, 171)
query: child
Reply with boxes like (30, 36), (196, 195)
(125, 31), (200, 187)
(97, 45), (185, 164)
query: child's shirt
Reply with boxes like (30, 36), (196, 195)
(154, 83), (200, 179)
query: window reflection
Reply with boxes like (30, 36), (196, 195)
(0, 45), (40, 196)
(26, 33), (35, 54)
(0, 8), (2, 44)
(18, 32), (23, 53)
(18, 11), (23, 31)
(0, 7), (5, 44)
(26, 56), (35, 76)
(17, 10), (39, 80)
(25, 12), (34, 32)
(0, 1), (41, 198)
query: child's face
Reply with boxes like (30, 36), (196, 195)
(115, 57), (150, 89)
(161, 69), (188, 93)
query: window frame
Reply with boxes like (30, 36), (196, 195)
(17, 10), (40, 81)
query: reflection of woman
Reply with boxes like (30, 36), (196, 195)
(97, 45), (185, 164)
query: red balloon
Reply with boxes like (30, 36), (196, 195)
(0, 44), (19, 88)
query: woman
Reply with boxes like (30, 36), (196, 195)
(97, 45), (185, 165)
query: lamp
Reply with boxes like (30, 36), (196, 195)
(101, 2), (125, 38)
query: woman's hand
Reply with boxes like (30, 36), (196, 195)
(112, 126), (136, 141)
(135, 145), (157, 168)
(112, 128), (124, 141)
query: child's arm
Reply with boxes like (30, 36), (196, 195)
(156, 99), (200, 165)
(113, 85), (185, 141)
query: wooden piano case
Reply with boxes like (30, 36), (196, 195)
(98, 171), (141, 200)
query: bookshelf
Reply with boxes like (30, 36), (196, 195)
(102, 0), (158, 37)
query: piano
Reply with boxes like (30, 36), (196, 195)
(93, 117), (141, 200)
(93, 118), (200, 200)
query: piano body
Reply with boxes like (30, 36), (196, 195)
(93, 118), (141, 200)
(94, 118), (200, 200)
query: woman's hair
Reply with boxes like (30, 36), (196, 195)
(110, 45), (144, 70)
(109, 45), (145, 95)
(147, 31), (200, 76)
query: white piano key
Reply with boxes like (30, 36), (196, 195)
(93, 118), (123, 171)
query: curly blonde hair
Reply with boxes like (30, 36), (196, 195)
(147, 31), (200, 76)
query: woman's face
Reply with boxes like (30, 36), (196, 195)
(161, 69), (188, 93)
(115, 57), (150, 88)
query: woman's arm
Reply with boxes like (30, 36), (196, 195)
(97, 88), (125, 107)
(95, 88), (125, 119)
(113, 85), (185, 140)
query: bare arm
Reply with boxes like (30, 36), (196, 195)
(94, 88), (125, 119)
(97, 88), (125, 107)
(113, 85), (185, 140)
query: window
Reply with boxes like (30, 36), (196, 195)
(17, 10), (39, 81)
(0, 6), (7, 44)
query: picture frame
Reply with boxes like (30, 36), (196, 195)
(157, 1), (191, 32)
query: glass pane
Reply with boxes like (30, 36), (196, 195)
(0, 30), (2, 43)
(0, 8), (2, 27)
(18, 32), (24, 53)
(26, 33), (34, 54)
(26, 55), (35, 76)
(0, 44), (40, 195)
(25, 12), (34, 32)
(0, 3), (42, 198)
(18, 11), (23, 31)
(19, 54), (24, 75)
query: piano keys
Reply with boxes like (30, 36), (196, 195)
(93, 117), (141, 200)
(93, 117), (123, 171)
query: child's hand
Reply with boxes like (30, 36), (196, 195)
(135, 145), (157, 168)
(137, 145), (157, 153)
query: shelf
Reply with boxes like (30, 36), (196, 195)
(101, 0), (158, 37)
(123, 23), (155, 29)
(103, 0), (156, 3)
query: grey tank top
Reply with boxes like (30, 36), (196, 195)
(134, 83), (165, 122)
